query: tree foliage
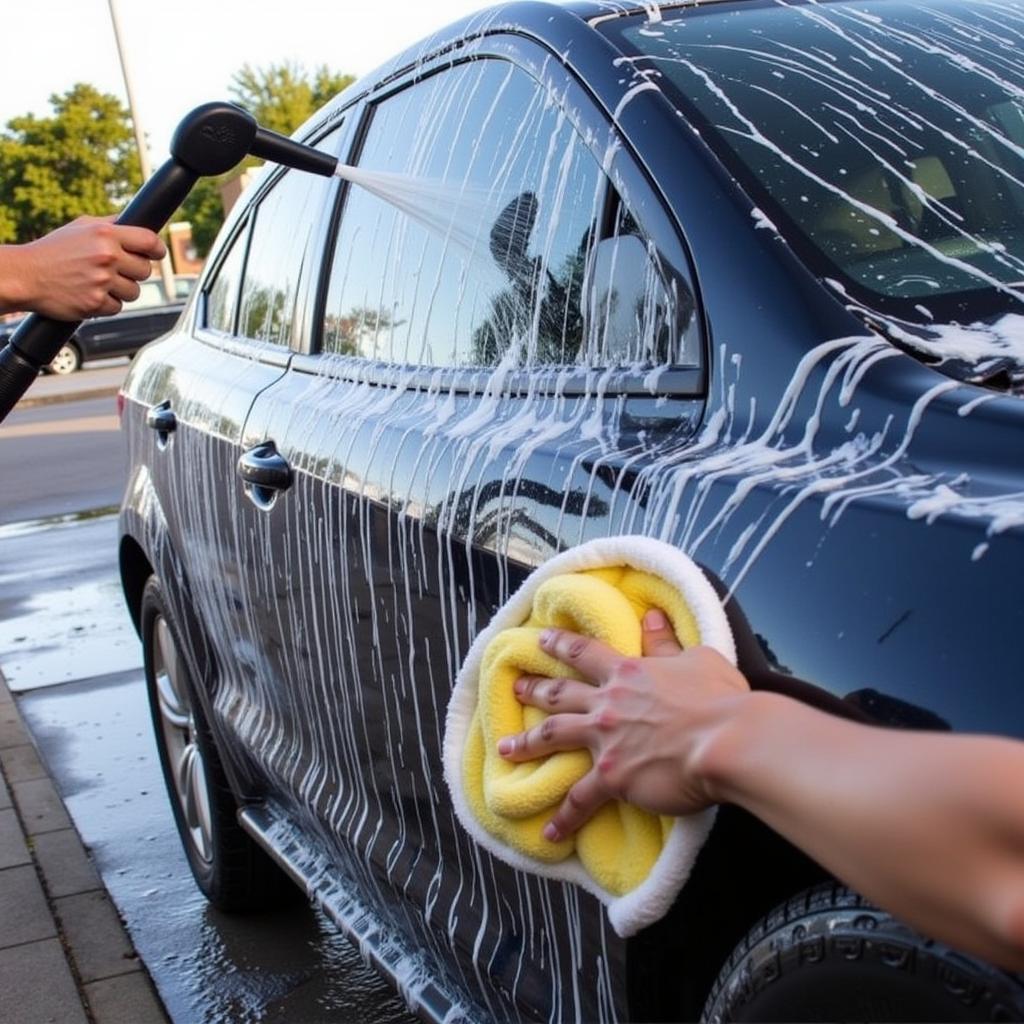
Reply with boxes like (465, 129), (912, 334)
(229, 62), (355, 137)
(0, 84), (140, 244)
(0, 65), (353, 255)
(177, 176), (226, 260)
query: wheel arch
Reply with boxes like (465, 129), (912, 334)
(119, 534), (153, 636)
(626, 804), (832, 1020)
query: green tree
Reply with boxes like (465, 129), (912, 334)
(180, 62), (355, 257)
(229, 62), (355, 137)
(177, 176), (226, 259)
(0, 83), (140, 244)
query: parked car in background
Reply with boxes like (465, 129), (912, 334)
(117, 2), (1024, 1022)
(0, 275), (195, 374)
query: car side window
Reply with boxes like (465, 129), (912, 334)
(204, 225), (248, 335)
(237, 166), (336, 346)
(322, 59), (666, 370)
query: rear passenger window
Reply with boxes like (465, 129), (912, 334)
(237, 167), (335, 346)
(204, 225), (248, 334)
(322, 60), (610, 369)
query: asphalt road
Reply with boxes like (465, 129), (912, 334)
(0, 375), (416, 1023)
(0, 363), (128, 525)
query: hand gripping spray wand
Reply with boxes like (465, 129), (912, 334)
(0, 102), (337, 423)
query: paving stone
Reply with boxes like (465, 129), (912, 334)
(0, 807), (31, 869)
(85, 971), (168, 1024)
(0, 742), (46, 783)
(0, 770), (11, 810)
(55, 889), (140, 983)
(0, 864), (56, 949)
(10, 776), (71, 835)
(33, 828), (102, 899)
(0, 937), (89, 1024)
(0, 701), (27, 749)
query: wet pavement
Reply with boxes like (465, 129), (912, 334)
(1, 511), (416, 1023)
(0, 514), (137, 689)
(0, 393), (125, 526)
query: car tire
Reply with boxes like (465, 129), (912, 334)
(46, 342), (81, 375)
(141, 575), (297, 912)
(702, 883), (1024, 1022)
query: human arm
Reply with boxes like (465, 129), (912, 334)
(498, 612), (1024, 970)
(0, 216), (166, 319)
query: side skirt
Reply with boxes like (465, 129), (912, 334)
(237, 802), (475, 1024)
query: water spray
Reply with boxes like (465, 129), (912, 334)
(0, 102), (337, 422)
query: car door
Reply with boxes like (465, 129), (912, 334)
(237, 39), (705, 1023)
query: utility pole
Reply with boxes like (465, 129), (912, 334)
(107, 0), (177, 301)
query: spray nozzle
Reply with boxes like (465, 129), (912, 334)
(170, 101), (338, 179)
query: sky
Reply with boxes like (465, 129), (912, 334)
(1, 0), (491, 164)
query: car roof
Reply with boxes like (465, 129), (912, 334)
(305, 0), (750, 129)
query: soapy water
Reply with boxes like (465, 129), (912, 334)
(333, 163), (503, 272)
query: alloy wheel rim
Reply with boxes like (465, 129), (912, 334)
(152, 616), (214, 865)
(50, 345), (77, 374)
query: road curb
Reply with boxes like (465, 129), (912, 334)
(16, 386), (121, 411)
(0, 667), (168, 1024)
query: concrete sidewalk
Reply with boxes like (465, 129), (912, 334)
(0, 670), (167, 1024)
(14, 362), (129, 411)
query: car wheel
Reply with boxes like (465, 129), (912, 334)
(702, 883), (1024, 1022)
(141, 576), (297, 911)
(47, 342), (81, 375)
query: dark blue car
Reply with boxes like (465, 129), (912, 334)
(117, 2), (1024, 1020)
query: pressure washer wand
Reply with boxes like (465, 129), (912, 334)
(0, 102), (337, 423)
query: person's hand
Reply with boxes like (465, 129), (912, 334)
(497, 609), (749, 842)
(9, 216), (167, 320)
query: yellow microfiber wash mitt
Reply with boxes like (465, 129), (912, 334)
(443, 536), (736, 938)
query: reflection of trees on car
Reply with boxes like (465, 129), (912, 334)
(239, 285), (284, 343)
(424, 477), (609, 550)
(323, 306), (404, 358)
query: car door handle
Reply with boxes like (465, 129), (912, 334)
(237, 442), (292, 493)
(146, 401), (176, 434)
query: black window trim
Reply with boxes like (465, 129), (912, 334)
(303, 34), (706, 399)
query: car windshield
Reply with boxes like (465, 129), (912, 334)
(601, 0), (1024, 333)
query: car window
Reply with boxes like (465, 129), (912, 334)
(126, 280), (165, 310)
(204, 225), (249, 335)
(237, 166), (336, 346)
(322, 59), (672, 371)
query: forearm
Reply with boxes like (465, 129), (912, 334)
(703, 692), (1024, 969)
(0, 245), (32, 313)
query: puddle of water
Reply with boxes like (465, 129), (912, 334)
(0, 505), (120, 541)
(21, 673), (416, 1024)
(0, 574), (141, 689)
(0, 512), (141, 691)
